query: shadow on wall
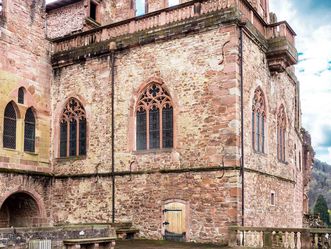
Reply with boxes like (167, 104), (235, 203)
(0, 192), (41, 228)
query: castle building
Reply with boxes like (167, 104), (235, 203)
(0, 0), (314, 245)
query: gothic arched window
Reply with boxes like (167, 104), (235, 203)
(18, 87), (25, 104)
(252, 87), (266, 153)
(277, 104), (286, 162)
(136, 84), (173, 150)
(60, 98), (87, 157)
(24, 108), (36, 152)
(3, 102), (17, 149)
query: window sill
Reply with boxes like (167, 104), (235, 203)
(3, 147), (18, 152)
(278, 160), (288, 165)
(55, 155), (87, 162)
(24, 151), (38, 156)
(253, 150), (267, 157)
(85, 17), (101, 28)
(133, 148), (174, 155)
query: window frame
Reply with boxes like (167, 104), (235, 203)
(3, 102), (17, 150)
(277, 104), (286, 163)
(252, 87), (266, 154)
(135, 0), (148, 16)
(18, 87), (25, 104)
(87, 0), (100, 23)
(135, 83), (174, 151)
(24, 108), (36, 153)
(58, 98), (87, 158)
(270, 191), (276, 206)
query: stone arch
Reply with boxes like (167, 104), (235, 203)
(0, 189), (46, 228)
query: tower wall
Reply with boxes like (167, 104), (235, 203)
(0, 0), (51, 226)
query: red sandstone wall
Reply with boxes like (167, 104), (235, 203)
(0, 0), (51, 227)
(242, 32), (304, 227)
(0, 0), (51, 171)
(51, 26), (240, 175)
(47, 1), (86, 39)
(46, 0), (198, 40)
(50, 25), (242, 242)
(115, 172), (240, 243)
(0, 174), (52, 226)
(51, 178), (113, 224)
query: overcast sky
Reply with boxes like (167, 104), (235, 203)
(45, 0), (331, 164)
(270, 0), (331, 164)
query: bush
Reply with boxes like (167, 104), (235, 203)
(314, 195), (330, 226)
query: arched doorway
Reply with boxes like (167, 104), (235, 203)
(0, 192), (41, 227)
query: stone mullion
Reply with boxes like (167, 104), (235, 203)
(159, 106), (163, 149)
(252, 111), (255, 150)
(76, 118), (80, 156)
(146, 109), (150, 150)
(261, 115), (265, 153)
(280, 128), (282, 160)
(277, 126), (280, 160)
(282, 128), (286, 161)
(256, 112), (260, 152)
(66, 121), (70, 157)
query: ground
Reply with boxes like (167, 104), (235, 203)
(116, 240), (229, 249)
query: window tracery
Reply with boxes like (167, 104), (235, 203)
(252, 87), (266, 153)
(59, 98), (87, 157)
(277, 104), (286, 162)
(136, 84), (173, 150)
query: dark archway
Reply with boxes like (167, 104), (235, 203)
(0, 192), (41, 227)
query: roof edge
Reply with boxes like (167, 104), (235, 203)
(46, 0), (82, 12)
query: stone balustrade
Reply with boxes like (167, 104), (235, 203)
(51, 0), (295, 54)
(229, 226), (331, 249)
(267, 21), (296, 46)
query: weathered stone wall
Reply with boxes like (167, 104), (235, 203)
(51, 177), (113, 224)
(50, 25), (242, 242)
(51, 25), (241, 175)
(0, 0), (51, 227)
(242, 32), (304, 227)
(46, 1), (86, 39)
(116, 171), (240, 243)
(0, 174), (52, 226)
(0, 0), (51, 171)
(46, 0), (198, 40)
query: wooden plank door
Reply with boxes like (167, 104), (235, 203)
(163, 202), (186, 241)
